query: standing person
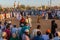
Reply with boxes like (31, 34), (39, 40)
(53, 33), (60, 40)
(33, 31), (44, 40)
(4, 20), (7, 26)
(51, 20), (57, 37)
(37, 14), (40, 23)
(22, 29), (30, 40)
(20, 23), (30, 36)
(30, 25), (41, 40)
(42, 29), (51, 40)
(26, 15), (32, 27)
(10, 33), (19, 40)
(5, 25), (11, 40)
(45, 13), (48, 20)
(4, 12), (6, 19)
(0, 13), (1, 20)
(16, 13), (20, 20)
(11, 25), (17, 34)
(20, 16), (25, 27)
(8, 21), (13, 30)
(48, 11), (52, 19)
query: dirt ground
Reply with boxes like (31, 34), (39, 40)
(0, 16), (60, 34)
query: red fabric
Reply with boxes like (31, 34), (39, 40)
(4, 13), (6, 18)
(5, 29), (11, 40)
(20, 18), (25, 23)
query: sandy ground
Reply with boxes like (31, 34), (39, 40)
(0, 16), (60, 34)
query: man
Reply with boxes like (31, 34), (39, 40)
(51, 20), (57, 37)
(16, 12), (20, 21)
(42, 29), (50, 40)
(5, 25), (11, 40)
(20, 23), (30, 36)
(45, 13), (48, 20)
(37, 14), (40, 23)
(10, 33), (19, 40)
(26, 15), (32, 27)
(31, 25), (41, 39)
(8, 21), (13, 30)
(11, 25), (17, 34)
(22, 29), (30, 40)
(33, 31), (44, 40)
(20, 16), (25, 27)
(53, 33), (60, 40)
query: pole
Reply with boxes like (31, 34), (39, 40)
(50, 0), (52, 7)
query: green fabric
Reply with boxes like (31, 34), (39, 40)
(10, 37), (19, 40)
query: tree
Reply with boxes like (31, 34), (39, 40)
(26, 6), (31, 10)
(0, 6), (3, 12)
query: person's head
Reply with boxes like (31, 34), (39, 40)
(4, 20), (7, 25)
(49, 33), (53, 39)
(26, 16), (29, 18)
(0, 22), (2, 25)
(2, 32), (7, 39)
(13, 25), (16, 28)
(55, 33), (58, 37)
(46, 29), (51, 35)
(51, 20), (55, 24)
(37, 25), (41, 29)
(37, 31), (41, 36)
(12, 33), (17, 38)
(6, 25), (10, 29)
(22, 16), (24, 19)
(24, 29), (29, 35)
(8, 21), (11, 25)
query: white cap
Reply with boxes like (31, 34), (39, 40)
(25, 29), (29, 32)
(8, 21), (11, 23)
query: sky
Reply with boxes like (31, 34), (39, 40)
(0, 0), (60, 7)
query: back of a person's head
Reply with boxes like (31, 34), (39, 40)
(13, 25), (16, 28)
(55, 33), (58, 37)
(49, 33), (53, 39)
(6, 25), (10, 29)
(37, 25), (41, 29)
(37, 31), (41, 36)
(0, 22), (1, 25)
(51, 20), (55, 24)
(4, 21), (7, 25)
(46, 29), (51, 35)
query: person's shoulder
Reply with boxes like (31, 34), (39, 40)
(53, 37), (60, 40)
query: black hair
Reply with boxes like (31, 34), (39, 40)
(46, 32), (50, 35)
(37, 25), (41, 29)
(0, 22), (1, 24)
(55, 33), (58, 37)
(51, 20), (55, 24)
(13, 25), (16, 28)
(37, 31), (41, 36)
(6, 25), (10, 29)
(49, 33), (53, 39)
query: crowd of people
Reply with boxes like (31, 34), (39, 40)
(0, 14), (60, 40)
